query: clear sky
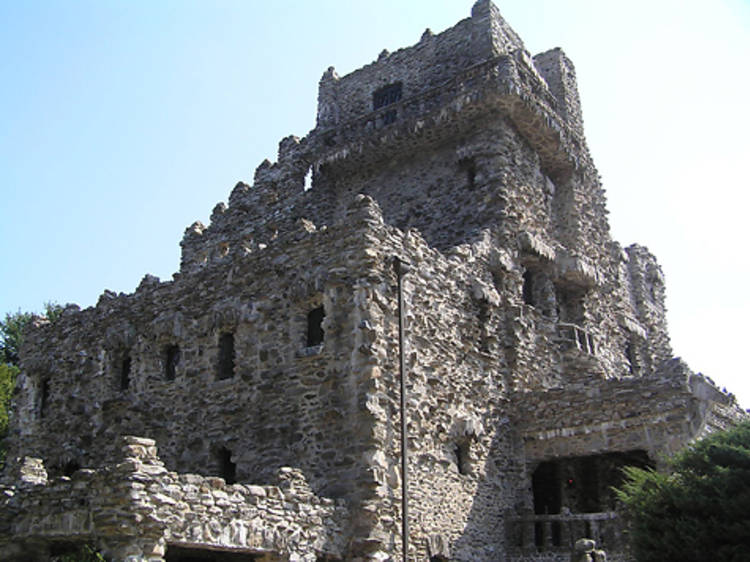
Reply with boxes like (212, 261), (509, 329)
(1, 1), (749, 406)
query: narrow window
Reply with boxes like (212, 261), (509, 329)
(120, 354), (132, 390)
(454, 442), (470, 475)
(164, 344), (180, 381)
(39, 379), (50, 418)
(306, 306), (325, 347)
(625, 340), (637, 374)
(218, 446), (236, 484)
(459, 157), (477, 190)
(522, 270), (535, 306)
(217, 332), (235, 380)
(373, 82), (402, 110)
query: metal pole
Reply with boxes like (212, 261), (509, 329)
(395, 256), (410, 562)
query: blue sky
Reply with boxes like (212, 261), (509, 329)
(2, 1), (749, 405)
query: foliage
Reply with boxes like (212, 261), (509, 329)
(0, 362), (19, 466)
(0, 302), (62, 466)
(0, 310), (33, 366)
(616, 421), (750, 562)
(0, 302), (62, 366)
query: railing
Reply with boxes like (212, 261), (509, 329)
(557, 322), (596, 355)
(507, 512), (622, 553)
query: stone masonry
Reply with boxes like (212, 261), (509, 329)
(2, 2), (746, 560)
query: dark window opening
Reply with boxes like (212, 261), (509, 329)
(120, 354), (131, 391)
(382, 108), (397, 125)
(218, 446), (236, 485)
(522, 270), (535, 306)
(459, 157), (477, 190)
(532, 461), (562, 547)
(39, 379), (50, 418)
(556, 285), (585, 324)
(576, 456), (600, 513)
(50, 543), (102, 560)
(625, 341), (635, 374)
(164, 344), (180, 381)
(533, 450), (653, 520)
(62, 460), (81, 477)
(306, 306), (325, 347)
(430, 557), (449, 562)
(373, 82), (402, 110)
(217, 333), (235, 380)
(455, 442), (470, 475)
(533, 461), (562, 515)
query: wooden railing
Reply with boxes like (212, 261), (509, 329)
(557, 322), (596, 355)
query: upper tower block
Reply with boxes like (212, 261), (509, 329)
(312, 1), (588, 184)
(315, 0), (526, 130)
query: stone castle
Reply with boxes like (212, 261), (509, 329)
(2, 2), (745, 560)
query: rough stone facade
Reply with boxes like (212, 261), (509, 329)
(2, 2), (746, 561)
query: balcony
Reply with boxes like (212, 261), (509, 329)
(507, 511), (623, 554)
(557, 322), (595, 355)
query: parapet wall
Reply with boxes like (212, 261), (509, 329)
(1, 436), (348, 561)
(11, 196), (388, 504)
(315, 0), (525, 130)
(513, 358), (744, 463)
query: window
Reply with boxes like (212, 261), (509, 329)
(459, 157), (477, 190)
(522, 270), (535, 306)
(62, 459), (81, 477)
(454, 441), (470, 475)
(39, 379), (50, 418)
(164, 344), (180, 381)
(217, 332), (235, 380)
(120, 354), (132, 391)
(217, 446), (236, 485)
(373, 82), (402, 110)
(306, 306), (325, 347)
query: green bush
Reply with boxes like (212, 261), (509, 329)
(616, 421), (750, 562)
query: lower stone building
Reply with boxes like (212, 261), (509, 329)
(1, 2), (745, 560)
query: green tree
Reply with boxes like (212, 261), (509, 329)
(0, 302), (62, 365)
(616, 421), (750, 562)
(0, 302), (63, 466)
(0, 310), (33, 366)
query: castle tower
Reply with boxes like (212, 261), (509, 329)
(1, 3), (744, 560)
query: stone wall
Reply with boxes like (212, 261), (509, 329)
(1, 436), (348, 561)
(9, 197), (388, 507)
(4, 1), (747, 560)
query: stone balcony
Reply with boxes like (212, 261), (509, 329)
(506, 511), (623, 555)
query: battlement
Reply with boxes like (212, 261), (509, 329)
(4, 2), (746, 560)
(315, 1), (524, 129)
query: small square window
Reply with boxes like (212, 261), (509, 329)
(373, 82), (403, 110)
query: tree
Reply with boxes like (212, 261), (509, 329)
(0, 310), (33, 366)
(0, 302), (63, 466)
(0, 302), (62, 366)
(616, 421), (750, 562)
